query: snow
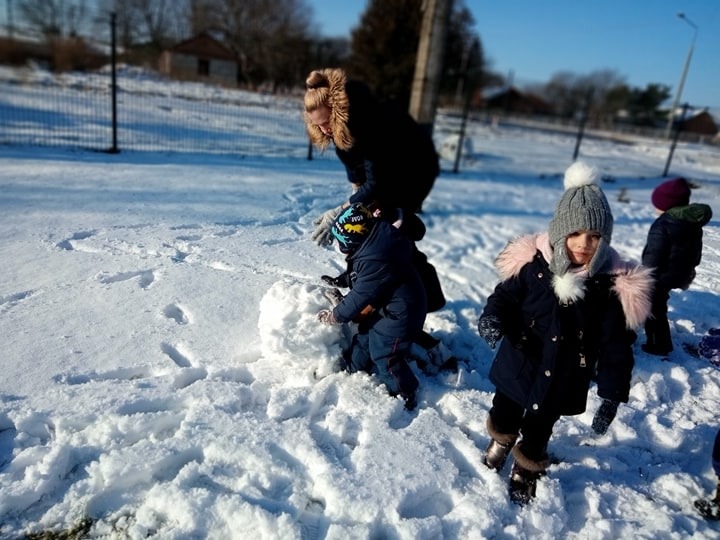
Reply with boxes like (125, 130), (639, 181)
(1, 70), (720, 539)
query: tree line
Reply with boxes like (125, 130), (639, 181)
(7, 0), (672, 127)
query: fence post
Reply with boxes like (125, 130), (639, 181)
(572, 88), (594, 161)
(107, 12), (119, 153)
(663, 102), (689, 177)
(453, 91), (471, 173)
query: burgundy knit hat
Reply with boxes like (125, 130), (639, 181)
(652, 177), (690, 211)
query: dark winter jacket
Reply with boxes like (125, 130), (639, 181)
(641, 203), (713, 292)
(482, 233), (653, 415)
(333, 80), (439, 213)
(332, 220), (427, 338)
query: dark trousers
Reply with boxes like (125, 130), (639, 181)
(645, 288), (673, 353)
(345, 328), (418, 399)
(489, 391), (561, 462)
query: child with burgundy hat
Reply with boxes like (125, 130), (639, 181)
(641, 177), (713, 356)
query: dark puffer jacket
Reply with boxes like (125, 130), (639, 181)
(332, 220), (426, 338)
(482, 233), (653, 415)
(335, 80), (439, 213)
(642, 203), (713, 291)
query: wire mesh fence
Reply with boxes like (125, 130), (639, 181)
(0, 64), (323, 159)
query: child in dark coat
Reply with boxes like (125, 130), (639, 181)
(641, 177), (713, 355)
(317, 203), (427, 410)
(476, 162), (653, 504)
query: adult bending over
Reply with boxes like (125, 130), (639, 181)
(303, 67), (439, 246)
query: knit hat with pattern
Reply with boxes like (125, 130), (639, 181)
(331, 203), (375, 254)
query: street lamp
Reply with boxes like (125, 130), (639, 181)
(664, 12), (698, 139)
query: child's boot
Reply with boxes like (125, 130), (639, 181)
(483, 416), (517, 471)
(508, 444), (549, 505)
(694, 479), (720, 520)
(387, 355), (419, 411)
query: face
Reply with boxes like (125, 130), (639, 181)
(308, 105), (332, 137)
(565, 230), (601, 266)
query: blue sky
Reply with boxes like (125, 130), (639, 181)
(308, 0), (719, 109)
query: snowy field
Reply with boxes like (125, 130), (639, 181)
(1, 72), (720, 538)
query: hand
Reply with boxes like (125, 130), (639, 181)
(477, 314), (503, 349)
(312, 205), (343, 247)
(592, 399), (619, 435)
(323, 288), (344, 306)
(317, 309), (339, 325)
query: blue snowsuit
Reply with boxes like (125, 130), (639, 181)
(331, 220), (427, 400)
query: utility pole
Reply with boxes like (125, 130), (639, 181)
(409, 0), (451, 137)
(7, 0), (14, 39)
(664, 12), (698, 139)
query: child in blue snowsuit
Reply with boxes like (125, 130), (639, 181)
(317, 203), (426, 410)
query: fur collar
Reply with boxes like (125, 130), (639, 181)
(494, 233), (653, 329)
(304, 69), (354, 152)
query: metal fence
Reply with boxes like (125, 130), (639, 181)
(0, 63), (321, 159)
(2, 61), (715, 173)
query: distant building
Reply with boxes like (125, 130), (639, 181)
(479, 86), (553, 115)
(679, 110), (718, 136)
(159, 33), (238, 86)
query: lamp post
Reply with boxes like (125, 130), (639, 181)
(664, 12), (698, 139)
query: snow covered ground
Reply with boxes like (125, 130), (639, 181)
(1, 74), (720, 538)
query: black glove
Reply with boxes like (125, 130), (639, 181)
(592, 399), (619, 435)
(477, 314), (503, 349)
(323, 288), (344, 306)
(321, 273), (349, 288)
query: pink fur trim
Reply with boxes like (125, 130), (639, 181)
(494, 234), (653, 330)
(495, 234), (541, 280)
(612, 265), (654, 329)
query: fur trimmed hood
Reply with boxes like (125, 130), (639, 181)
(303, 68), (354, 152)
(495, 232), (653, 329)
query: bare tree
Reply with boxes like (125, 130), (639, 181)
(17, 0), (89, 38)
(538, 69), (627, 123)
(98, 0), (189, 52)
(195, 0), (313, 89)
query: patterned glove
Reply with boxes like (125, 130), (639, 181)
(317, 309), (340, 325)
(477, 314), (503, 349)
(323, 288), (344, 306)
(312, 205), (343, 247)
(592, 399), (619, 435)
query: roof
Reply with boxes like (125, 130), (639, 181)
(170, 33), (236, 61)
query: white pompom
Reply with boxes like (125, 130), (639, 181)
(564, 161), (600, 190)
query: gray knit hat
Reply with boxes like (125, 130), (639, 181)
(548, 161), (613, 277)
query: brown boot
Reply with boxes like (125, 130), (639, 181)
(483, 416), (518, 471)
(508, 444), (549, 505)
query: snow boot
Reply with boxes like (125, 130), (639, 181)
(402, 391), (418, 411)
(386, 354), (419, 411)
(694, 480), (720, 520)
(508, 444), (549, 506)
(483, 416), (518, 471)
(409, 333), (456, 375)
